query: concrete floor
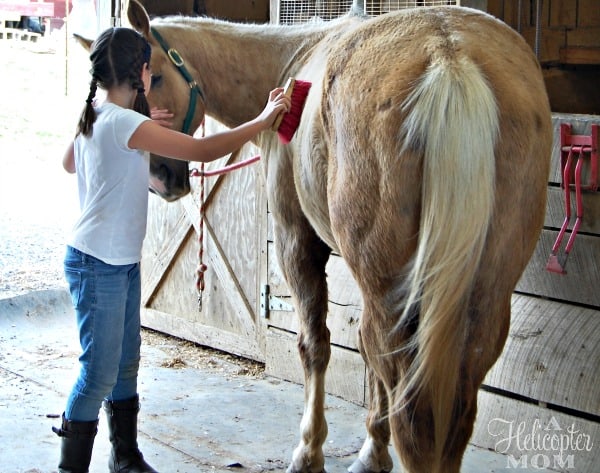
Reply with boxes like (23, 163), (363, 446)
(0, 289), (551, 473)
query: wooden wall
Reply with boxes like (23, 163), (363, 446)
(488, 0), (600, 64)
(139, 0), (269, 23)
(202, 0), (269, 23)
(137, 0), (195, 17)
(487, 0), (600, 114)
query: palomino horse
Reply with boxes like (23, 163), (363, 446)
(127, 1), (552, 472)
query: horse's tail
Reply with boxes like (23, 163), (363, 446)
(398, 56), (498, 469)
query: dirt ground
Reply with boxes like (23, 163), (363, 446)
(0, 34), (84, 299)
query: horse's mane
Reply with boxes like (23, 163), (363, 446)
(150, 11), (363, 40)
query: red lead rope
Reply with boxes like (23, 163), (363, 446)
(189, 125), (261, 310)
(194, 159), (207, 310)
(189, 155), (260, 178)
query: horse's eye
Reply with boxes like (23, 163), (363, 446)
(150, 74), (162, 89)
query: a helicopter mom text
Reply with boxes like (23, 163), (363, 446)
(487, 416), (594, 469)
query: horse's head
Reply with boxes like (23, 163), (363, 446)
(126, 0), (206, 201)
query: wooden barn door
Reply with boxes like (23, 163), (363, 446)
(138, 2), (272, 363)
(141, 119), (267, 361)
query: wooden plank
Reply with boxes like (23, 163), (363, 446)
(142, 191), (198, 307)
(199, 119), (263, 317)
(457, 0), (487, 11)
(144, 230), (257, 344)
(141, 205), (190, 307)
(265, 327), (366, 405)
(182, 195), (258, 333)
(528, 0), (550, 27)
(546, 72), (600, 114)
(484, 295), (600, 416)
(256, 146), (269, 354)
(567, 27), (600, 47)
(549, 0), (577, 28)
(267, 291), (600, 415)
(520, 26), (565, 63)
(141, 307), (262, 360)
(517, 230), (600, 307)
(472, 390), (599, 473)
(578, 0), (600, 28)
(204, 0), (269, 22)
(485, 0), (503, 21)
(545, 187), (600, 234)
(559, 46), (600, 64)
(267, 224), (600, 345)
(142, 196), (199, 319)
(136, 0), (195, 17)
(504, 0), (523, 30)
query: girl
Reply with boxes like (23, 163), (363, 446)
(54, 27), (290, 473)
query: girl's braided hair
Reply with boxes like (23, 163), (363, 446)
(77, 27), (152, 137)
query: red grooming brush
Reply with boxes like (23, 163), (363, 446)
(272, 77), (311, 144)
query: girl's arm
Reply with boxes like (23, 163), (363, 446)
(128, 87), (290, 162)
(63, 142), (75, 173)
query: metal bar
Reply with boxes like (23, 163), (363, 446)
(534, 0), (542, 59)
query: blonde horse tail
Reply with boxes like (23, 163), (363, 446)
(398, 56), (498, 470)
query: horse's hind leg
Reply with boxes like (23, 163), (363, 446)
(273, 216), (331, 473)
(348, 366), (393, 473)
(387, 298), (512, 473)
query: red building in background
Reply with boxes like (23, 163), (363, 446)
(0, 1), (75, 32)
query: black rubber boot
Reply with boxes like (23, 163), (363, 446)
(103, 395), (158, 473)
(52, 413), (98, 473)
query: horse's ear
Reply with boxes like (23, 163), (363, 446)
(127, 0), (151, 39)
(73, 33), (93, 51)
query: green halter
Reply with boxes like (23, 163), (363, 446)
(150, 27), (205, 135)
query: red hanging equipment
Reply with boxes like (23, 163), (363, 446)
(546, 123), (598, 274)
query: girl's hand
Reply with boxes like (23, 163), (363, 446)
(257, 87), (291, 129)
(151, 107), (174, 128)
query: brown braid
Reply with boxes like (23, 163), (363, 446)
(77, 78), (98, 137)
(132, 77), (150, 118)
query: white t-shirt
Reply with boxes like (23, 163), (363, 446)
(69, 102), (151, 265)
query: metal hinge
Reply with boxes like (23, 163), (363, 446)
(260, 284), (295, 318)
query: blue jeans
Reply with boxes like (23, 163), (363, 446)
(63, 246), (141, 422)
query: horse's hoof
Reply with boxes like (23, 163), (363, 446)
(348, 458), (391, 473)
(286, 466), (326, 473)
